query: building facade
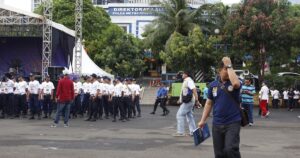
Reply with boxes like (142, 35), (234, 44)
(93, 0), (206, 38)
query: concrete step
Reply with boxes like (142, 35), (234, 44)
(140, 87), (158, 105)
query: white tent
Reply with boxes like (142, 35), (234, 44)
(71, 45), (114, 78)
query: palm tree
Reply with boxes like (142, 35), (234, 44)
(143, 0), (225, 53)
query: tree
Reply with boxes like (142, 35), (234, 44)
(160, 26), (216, 76)
(142, 0), (219, 53)
(36, 0), (145, 77)
(224, 0), (295, 82)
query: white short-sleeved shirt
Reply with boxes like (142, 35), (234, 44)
(102, 83), (109, 95)
(259, 85), (269, 100)
(28, 80), (40, 94)
(6, 79), (15, 94)
(41, 81), (55, 95)
(293, 90), (300, 99)
(272, 90), (280, 99)
(113, 83), (123, 97)
(108, 84), (114, 95)
(74, 82), (82, 94)
(90, 81), (100, 96)
(14, 81), (28, 95)
(132, 84), (141, 95)
(82, 82), (92, 94)
(123, 84), (133, 96)
(283, 91), (289, 100)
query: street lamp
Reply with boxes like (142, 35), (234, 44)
(214, 28), (220, 35)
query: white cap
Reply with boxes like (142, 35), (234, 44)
(62, 69), (70, 75)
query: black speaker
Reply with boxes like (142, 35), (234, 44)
(48, 66), (64, 81)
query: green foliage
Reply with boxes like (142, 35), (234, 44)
(35, 0), (145, 77)
(264, 75), (299, 90)
(160, 26), (216, 76)
(224, 0), (295, 82)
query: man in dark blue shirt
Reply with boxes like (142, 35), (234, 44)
(150, 83), (169, 116)
(198, 57), (242, 158)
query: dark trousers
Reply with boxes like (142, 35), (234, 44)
(71, 95), (81, 117)
(43, 95), (53, 116)
(272, 99), (279, 108)
(134, 96), (141, 114)
(293, 99), (299, 108)
(123, 96), (132, 118)
(213, 122), (241, 158)
(98, 98), (103, 118)
(102, 95), (109, 117)
(29, 94), (40, 117)
(5, 93), (14, 116)
(283, 99), (288, 108)
(152, 98), (167, 113)
(160, 98), (168, 114)
(288, 99), (294, 110)
(14, 94), (27, 116)
(88, 97), (100, 119)
(0, 94), (5, 116)
(113, 97), (124, 119)
(82, 93), (90, 115)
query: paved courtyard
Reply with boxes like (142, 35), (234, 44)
(0, 106), (299, 158)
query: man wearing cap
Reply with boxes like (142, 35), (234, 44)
(102, 76), (111, 119)
(14, 76), (28, 118)
(81, 77), (91, 117)
(122, 78), (134, 120)
(41, 75), (55, 119)
(173, 71), (200, 137)
(112, 77), (124, 122)
(72, 76), (82, 118)
(51, 70), (74, 127)
(85, 74), (101, 121)
(198, 57), (242, 158)
(28, 74), (41, 120)
(132, 78), (142, 117)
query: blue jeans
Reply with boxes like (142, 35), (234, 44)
(176, 101), (196, 134)
(54, 102), (71, 124)
(242, 103), (253, 123)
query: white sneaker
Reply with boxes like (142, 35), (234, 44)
(51, 124), (57, 128)
(64, 124), (69, 128)
(266, 111), (270, 116)
(249, 123), (254, 126)
(297, 116), (300, 119)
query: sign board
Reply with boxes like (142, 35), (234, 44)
(107, 7), (164, 16)
(171, 83), (207, 97)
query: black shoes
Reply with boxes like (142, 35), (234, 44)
(150, 112), (155, 115)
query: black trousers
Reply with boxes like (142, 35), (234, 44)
(71, 94), (81, 116)
(123, 96), (132, 118)
(14, 94), (27, 116)
(5, 93), (14, 116)
(102, 95), (109, 117)
(29, 94), (40, 117)
(152, 98), (167, 113)
(272, 99), (279, 108)
(0, 94), (5, 116)
(43, 95), (53, 116)
(213, 122), (241, 158)
(88, 97), (100, 119)
(82, 93), (90, 115)
(98, 98), (103, 118)
(112, 97), (124, 119)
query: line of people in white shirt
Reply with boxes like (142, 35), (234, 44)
(73, 74), (142, 122)
(0, 74), (55, 119)
(0, 73), (142, 122)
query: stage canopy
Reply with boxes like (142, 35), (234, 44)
(0, 4), (113, 78)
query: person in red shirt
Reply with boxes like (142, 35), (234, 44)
(51, 69), (74, 128)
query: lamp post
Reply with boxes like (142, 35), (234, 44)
(214, 28), (220, 52)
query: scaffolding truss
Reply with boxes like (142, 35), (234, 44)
(74, 0), (83, 75)
(42, 0), (53, 79)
